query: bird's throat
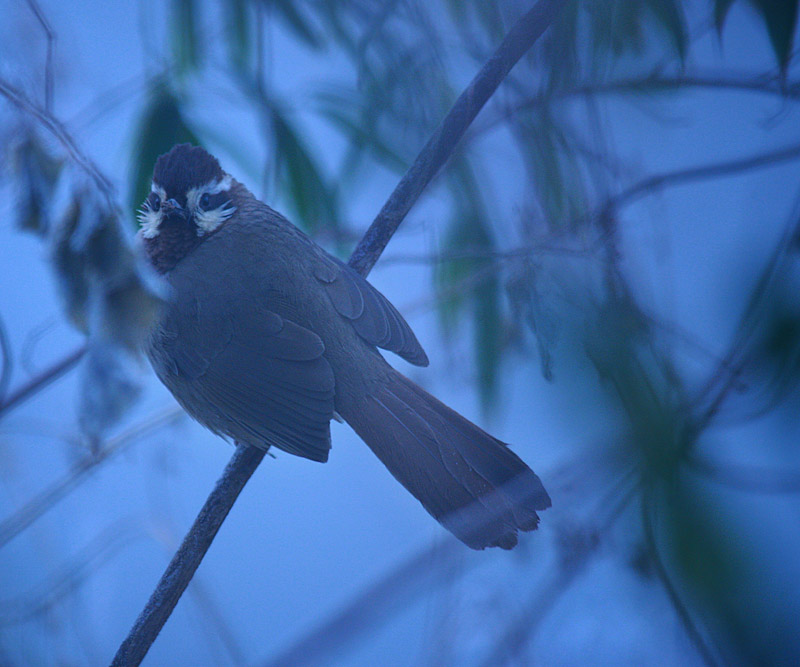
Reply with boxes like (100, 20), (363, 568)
(143, 218), (203, 274)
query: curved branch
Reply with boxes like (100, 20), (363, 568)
(111, 2), (567, 664)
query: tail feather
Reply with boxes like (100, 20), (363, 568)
(343, 370), (550, 550)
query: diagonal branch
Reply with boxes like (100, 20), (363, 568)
(0, 344), (86, 419)
(110, 2), (566, 664)
(0, 80), (116, 204)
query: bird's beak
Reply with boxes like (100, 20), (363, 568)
(161, 198), (187, 220)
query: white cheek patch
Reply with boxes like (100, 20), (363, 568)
(186, 175), (236, 236)
(137, 184), (168, 238)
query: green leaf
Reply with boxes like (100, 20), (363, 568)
(129, 84), (200, 224)
(517, 111), (587, 230)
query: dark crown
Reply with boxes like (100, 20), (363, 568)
(152, 144), (225, 205)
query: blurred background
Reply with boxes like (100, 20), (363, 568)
(1, 0), (799, 664)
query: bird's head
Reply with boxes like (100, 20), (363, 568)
(138, 144), (237, 272)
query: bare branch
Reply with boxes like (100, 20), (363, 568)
(111, 443), (266, 667)
(609, 142), (800, 212)
(25, 0), (56, 112)
(0, 521), (138, 626)
(263, 539), (462, 667)
(0, 344), (85, 419)
(474, 72), (800, 139)
(111, 3), (567, 663)
(260, 449), (621, 667)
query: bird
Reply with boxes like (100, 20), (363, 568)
(138, 143), (550, 550)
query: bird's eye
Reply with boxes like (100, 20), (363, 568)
(149, 192), (161, 212)
(199, 193), (211, 211)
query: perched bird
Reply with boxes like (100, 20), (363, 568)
(139, 143), (550, 549)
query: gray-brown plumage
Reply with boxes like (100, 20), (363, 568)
(140, 144), (550, 549)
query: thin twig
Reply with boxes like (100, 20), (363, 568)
(0, 79), (116, 205)
(348, 0), (567, 276)
(0, 314), (12, 404)
(479, 472), (639, 667)
(262, 539), (462, 667)
(476, 72), (800, 137)
(608, 142), (800, 212)
(0, 406), (183, 548)
(0, 521), (139, 626)
(260, 450), (616, 667)
(0, 344), (86, 420)
(111, 3), (567, 664)
(25, 0), (56, 112)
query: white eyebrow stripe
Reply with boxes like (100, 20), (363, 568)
(197, 174), (233, 195)
(186, 174), (236, 236)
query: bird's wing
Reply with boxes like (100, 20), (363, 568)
(313, 256), (429, 367)
(155, 289), (335, 462)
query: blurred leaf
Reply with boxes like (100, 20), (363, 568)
(584, 291), (690, 475)
(506, 262), (557, 382)
(9, 129), (64, 236)
(78, 339), (141, 451)
(171, 0), (202, 73)
(226, 0), (251, 72)
(436, 160), (503, 409)
(129, 84), (200, 222)
(644, 0), (688, 63)
(664, 481), (800, 664)
(270, 104), (338, 234)
(316, 88), (409, 176)
(268, 0), (323, 49)
(49, 172), (165, 443)
(517, 110), (587, 230)
(713, 0), (737, 32)
(714, 0), (799, 72)
(473, 2), (506, 43)
(749, 0), (799, 73)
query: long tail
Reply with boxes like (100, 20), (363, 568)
(342, 369), (551, 549)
